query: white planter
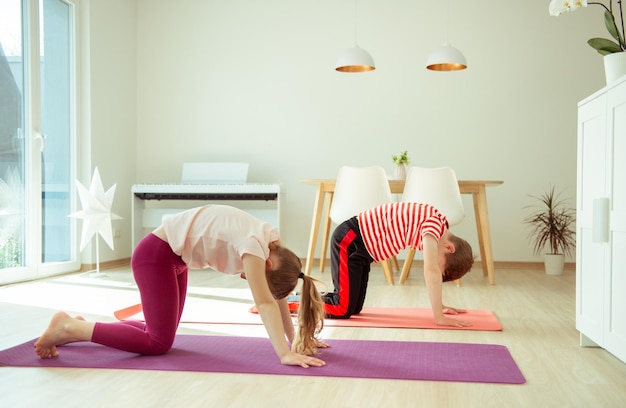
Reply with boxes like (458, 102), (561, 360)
(544, 253), (565, 276)
(394, 164), (406, 180)
(603, 52), (626, 85)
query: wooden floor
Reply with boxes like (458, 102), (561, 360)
(1, 263), (625, 408)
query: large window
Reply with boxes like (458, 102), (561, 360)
(0, 0), (78, 283)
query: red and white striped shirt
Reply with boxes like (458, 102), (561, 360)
(357, 202), (448, 262)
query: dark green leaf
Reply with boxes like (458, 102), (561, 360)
(588, 37), (622, 54)
(604, 10), (623, 45)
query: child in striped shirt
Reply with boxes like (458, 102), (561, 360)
(323, 202), (474, 327)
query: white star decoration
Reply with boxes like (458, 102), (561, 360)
(69, 167), (121, 251)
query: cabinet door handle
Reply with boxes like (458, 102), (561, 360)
(592, 197), (610, 243)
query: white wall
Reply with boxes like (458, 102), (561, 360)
(83, 0), (137, 263)
(88, 0), (608, 264)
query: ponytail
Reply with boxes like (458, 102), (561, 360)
(291, 274), (325, 355)
(264, 242), (325, 355)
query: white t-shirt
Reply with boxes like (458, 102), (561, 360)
(162, 205), (279, 275)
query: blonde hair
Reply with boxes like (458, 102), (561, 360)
(265, 243), (325, 355)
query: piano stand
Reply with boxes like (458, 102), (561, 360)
(131, 183), (282, 250)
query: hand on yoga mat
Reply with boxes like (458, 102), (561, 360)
(314, 338), (330, 349)
(442, 305), (467, 315)
(281, 351), (326, 368)
(434, 315), (472, 327)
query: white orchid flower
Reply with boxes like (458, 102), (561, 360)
(549, 0), (587, 16)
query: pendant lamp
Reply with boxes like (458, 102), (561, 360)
(335, 0), (375, 73)
(335, 46), (375, 72)
(426, 42), (467, 71)
(426, 0), (467, 71)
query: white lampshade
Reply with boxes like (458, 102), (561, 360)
(335, 45), (376, 73)
(426, 43), (467, 71)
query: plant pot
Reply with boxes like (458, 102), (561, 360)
(394, 164), (406, 180)
(544, 253), (565, 276)
(603, 52), (626, 85)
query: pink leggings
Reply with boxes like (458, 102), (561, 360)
(91, 233), (188, 355)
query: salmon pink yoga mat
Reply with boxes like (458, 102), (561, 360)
(0, 335), (525, 384)
(114, 304), (503, 331)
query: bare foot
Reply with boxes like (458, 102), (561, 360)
(34, 312), (90, 359)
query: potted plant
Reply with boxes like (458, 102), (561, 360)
(392, 150), (410, 180)
(549, 0), (626, 83)
(524, 185), (576, 275)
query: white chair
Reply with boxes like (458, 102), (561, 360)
(321, 165), (396, 284)
(399, 166), (465, 284)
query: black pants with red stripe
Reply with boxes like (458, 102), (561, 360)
(323, 216), (374, 319)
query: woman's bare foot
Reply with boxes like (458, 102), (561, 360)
(34, 312), (93, 359)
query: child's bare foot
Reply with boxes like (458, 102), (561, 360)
(34, 312), (91, 359)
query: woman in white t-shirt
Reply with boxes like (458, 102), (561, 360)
(35, 205), (327, 368)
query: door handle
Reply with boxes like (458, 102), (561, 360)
(33, 130), (45, 152)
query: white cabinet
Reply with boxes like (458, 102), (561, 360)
(577, 75), (626, 364)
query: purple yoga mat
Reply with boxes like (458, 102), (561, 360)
(0, 335), (525, 384)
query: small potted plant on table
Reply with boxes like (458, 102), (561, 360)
(392, 150), (410, 180)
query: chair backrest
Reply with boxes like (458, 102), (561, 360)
(329, 165), (393, 224)
(402, 166), (465, 226)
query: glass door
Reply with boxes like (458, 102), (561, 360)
(0, 0), (78, 284)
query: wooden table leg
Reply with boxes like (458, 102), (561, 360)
(399, 248), (416, 284)
(381, 259), (395, 285)
(318, 192), (333, 273)
(472, 186), (496, 285)
(304, 185), (325, 276)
